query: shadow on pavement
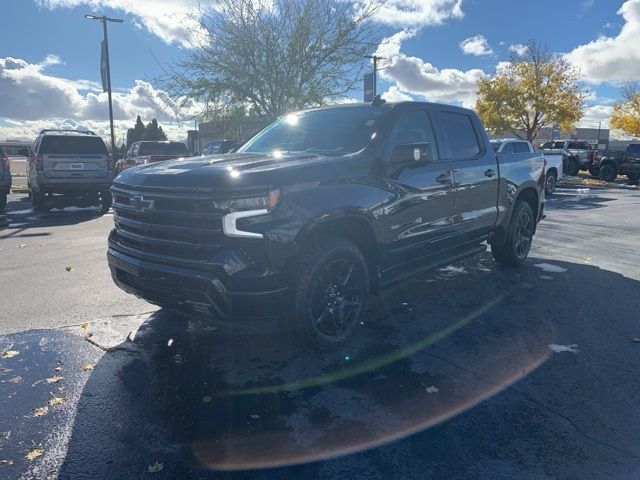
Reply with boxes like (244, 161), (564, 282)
(4, 254), (639, 479)
(0, 195), (109, 239)
(547, 189), (617, 211)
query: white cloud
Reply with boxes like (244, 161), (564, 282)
(366, 0), (464, 27)
(0, 55), (197, 141)
(566, 0), (640, 84)
(509, 44), (527, 56)
(34, 0), (198, 46)
(578, 104), (612, 129)
(381, 86), (414, 102)
(459, 35), (493, 56)
(376, 31), (488, 108)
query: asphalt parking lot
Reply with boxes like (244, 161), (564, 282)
(1, 184), (640, 479)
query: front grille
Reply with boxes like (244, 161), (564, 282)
(111, 185), (228, 265)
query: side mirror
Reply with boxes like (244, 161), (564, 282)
(392, 142), (433, 166)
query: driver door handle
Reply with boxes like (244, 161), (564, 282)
(484, 168), (496, 178)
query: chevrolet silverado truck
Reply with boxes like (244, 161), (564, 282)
(108, 101), (546, 348)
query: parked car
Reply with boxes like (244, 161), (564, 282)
(27, 129), (114, 213)
(0, 145), (11, 211)
(108, 101), (546, 348)
(201, 140), (238, 155)
(491, 139), (562, 194)
(539, 140), (592, 176)
(115, 141), (189, 174)
(591, 144), (640, 182)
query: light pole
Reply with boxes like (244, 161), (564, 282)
(85, 14), (123, 158)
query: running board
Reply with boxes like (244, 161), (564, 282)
(380, 244), (487, 289)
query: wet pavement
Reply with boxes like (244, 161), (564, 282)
(1, 185), (640, 479)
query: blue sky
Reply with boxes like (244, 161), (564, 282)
(1, 0), (638, 141)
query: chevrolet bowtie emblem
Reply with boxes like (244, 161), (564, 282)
(130, 194), (155, 211)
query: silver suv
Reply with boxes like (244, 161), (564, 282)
(27, 129), (114, 213)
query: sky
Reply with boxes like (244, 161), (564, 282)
(1, 0), (639, 143)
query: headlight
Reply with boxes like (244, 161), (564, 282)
(214, 189), (281, 212)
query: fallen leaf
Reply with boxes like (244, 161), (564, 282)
(18, 244), (27, 248)
(425, 385), (439, 394)
(48, 395), (67, 406)
(82, 363), (94, 372)
(148, 462), (163, 473)
(202, 396), (212, 403)
(581, 257), (592, 264)
(33, 407), (48, 417)
(632, 337), (640, 343)
(8, 376), (22, 384)
(249, 414), (260, 419)
(46, 375), (64, 384)
(0, 368), (12, 374)
(0, 459), (14, 466)
(1, 350), (19, 359)
(65, 266), (72, 272)
(79, 322), (88, 330)
(25, 449), (42, 461)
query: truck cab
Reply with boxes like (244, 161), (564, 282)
(108, 101), (545, 348)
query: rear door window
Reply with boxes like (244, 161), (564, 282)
(436, 111), (481, 159)
(40, 136), (108, 155)
(513, 142), (530, 153)
(500, 142), (515, 154)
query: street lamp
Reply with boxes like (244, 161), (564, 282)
(85, 14), (123, 158)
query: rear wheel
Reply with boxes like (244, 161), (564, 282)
(565, 159), (580, 176)
(293, 238), (369, 350)
(545, 171), (557, 195)
(599, 163), (617, 182)
(491, 201), (534, 267)
(99, 190), (112, 215)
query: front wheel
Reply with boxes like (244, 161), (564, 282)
(599, 163), (617, 182)
(491, 201), (535, 267)
(293, 238), (369, 350)
(545, 171), (557, 195)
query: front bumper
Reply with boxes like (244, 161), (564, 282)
(107, 247), (289, 318)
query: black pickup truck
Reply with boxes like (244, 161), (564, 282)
(108, 101), (546, 348)
(592, 144), (640, 182)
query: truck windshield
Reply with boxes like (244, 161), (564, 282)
(238, 106), (387, 156)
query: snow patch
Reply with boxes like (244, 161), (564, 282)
(533, 263), (567, 273)
(549, 344), (579, 354)
(438, 265), (467, 274)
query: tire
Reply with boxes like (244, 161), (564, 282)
(99, 190), (112, 215)
(545, 171), (557, 195)
(491, 201), (535, 267)
(627, 173), (640, 183)
(0, 193), (6, 212)
(565, 159), (580, 176)
(599, 163), (617, 182)
(31, 188), (45, 211)
(293, 237), (369, 350)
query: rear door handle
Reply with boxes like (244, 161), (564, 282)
(484, 169), (496, 178)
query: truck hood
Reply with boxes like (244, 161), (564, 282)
(113, 151), (361, 190)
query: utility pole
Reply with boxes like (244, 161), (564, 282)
(596, 121), (602, 150)
(85, 14), (123, 157)
(365, 55), (385, 98)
